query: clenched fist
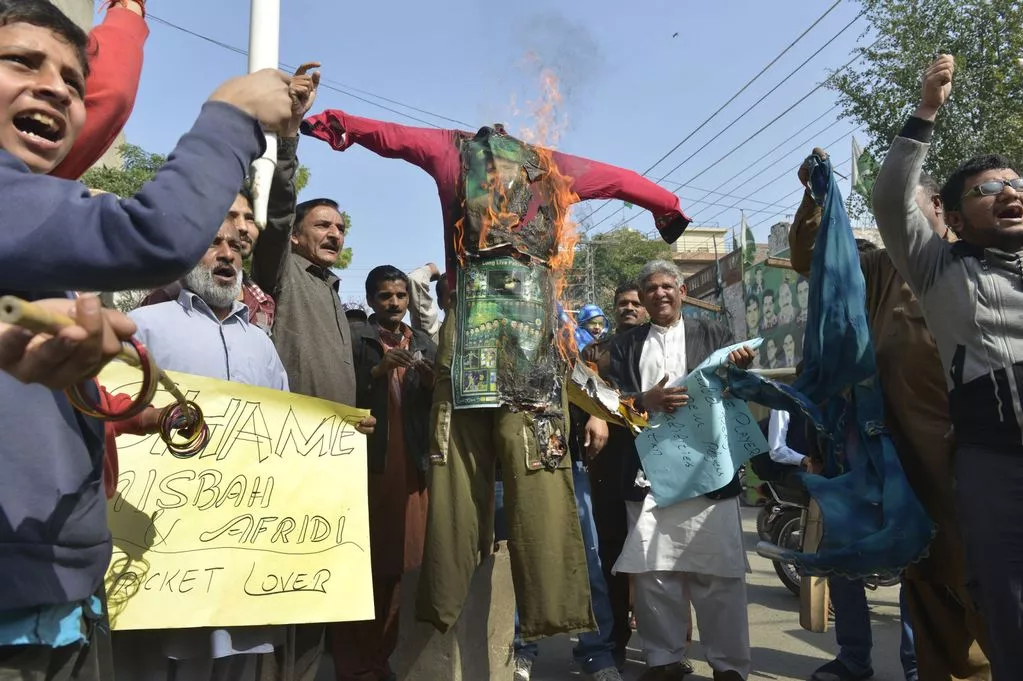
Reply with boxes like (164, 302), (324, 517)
(916, 54), (955, 121)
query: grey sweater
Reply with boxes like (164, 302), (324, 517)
(873, 117), (1023, 449)
(250, 136), (357, 407)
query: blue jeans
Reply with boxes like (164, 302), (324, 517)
(496, 460), (617, 673)
(828, 576), (917, 680)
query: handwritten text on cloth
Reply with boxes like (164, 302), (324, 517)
(635, 339), (769, 507)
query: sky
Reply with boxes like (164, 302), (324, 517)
(120, 0), (871, 303)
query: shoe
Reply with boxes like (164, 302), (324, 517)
(810, 659), (874, 681)
(638, 662), (687, 681)
(514, 654), (534, 681)
(680, 657), (695, 674)
(712, 670), (745, 681)
(585, 668), (624, 681)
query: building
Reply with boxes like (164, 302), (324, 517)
(670, 226), (730, 278)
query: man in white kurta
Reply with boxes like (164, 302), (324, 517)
(608, 260), (752, 681)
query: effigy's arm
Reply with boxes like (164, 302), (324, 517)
(553, 151), (692, 244)
(301, 109), (457, 177)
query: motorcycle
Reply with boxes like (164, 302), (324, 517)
(756, 479), (901, 596)
(756, 479), (806, 596)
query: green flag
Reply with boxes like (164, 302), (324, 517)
(623, 201), (634, 210)
(851, 136), (880, 202)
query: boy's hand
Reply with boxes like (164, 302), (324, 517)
(0, 296), (134, 390)
(209, 69), (294, 132)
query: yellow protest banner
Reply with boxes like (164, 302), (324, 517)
(99, 363), (374, 631)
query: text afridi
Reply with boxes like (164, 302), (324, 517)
(100, 363), (373, 630)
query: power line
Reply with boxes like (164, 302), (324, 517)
(594, 126), (858, 239)
(578, 0), (843, 223)
(148, 14), (473, 129)
(686, 112), (845, 220)
(671, 104), (841, 214)
(583, 33), (877, 237)
(650, 10), (864, 186)
(698, 126), (859, 225)
(749, 156), (853, 229)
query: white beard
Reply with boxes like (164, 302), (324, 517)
(183, 265), (242, 310)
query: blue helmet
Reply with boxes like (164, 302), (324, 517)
(574, 304), (608, 351)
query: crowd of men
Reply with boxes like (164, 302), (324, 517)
(0, 2), (1020, 681)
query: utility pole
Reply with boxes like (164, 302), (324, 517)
(584, 238), (596, 304)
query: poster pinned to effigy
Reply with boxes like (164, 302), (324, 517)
(452, 256), (560, 410)
(634, 339), (769, 508)
(100, 363), (374, 631)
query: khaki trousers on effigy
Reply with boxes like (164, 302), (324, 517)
(415, 315), (595, 642)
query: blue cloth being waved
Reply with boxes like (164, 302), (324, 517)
(726, 152), (932, 578)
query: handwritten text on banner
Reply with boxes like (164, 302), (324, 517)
(635, 339), (769, 507)
(100, 363), (373, 631)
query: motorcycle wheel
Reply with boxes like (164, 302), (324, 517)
(771, 512), (803, 597)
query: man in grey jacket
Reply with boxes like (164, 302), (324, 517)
(872, 54), (1023, 680)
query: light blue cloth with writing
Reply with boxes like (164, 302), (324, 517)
(636, 338), (768, 507)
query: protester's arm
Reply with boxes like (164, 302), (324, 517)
(301, 110), (456, 175)
(787, 190), (821, 278)
(251, 136), (298, 296)
(767, 410), (808, 467)
(52, 2), (149, 180)
(407, 264), (441, 342)
(872, 56), (954, 294)
(554, 150), (692, 244)
(0, 103), (265, 291)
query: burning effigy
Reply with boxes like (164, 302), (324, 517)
(300, 83), (689, 638)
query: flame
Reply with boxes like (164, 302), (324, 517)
(517, 66), (581, 363)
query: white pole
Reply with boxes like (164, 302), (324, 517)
(248, 0), (281, 230)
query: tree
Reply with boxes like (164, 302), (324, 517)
(583, 228), (673, 314)
(829, 0), (1023, 187)
(82, 143), (165, 196)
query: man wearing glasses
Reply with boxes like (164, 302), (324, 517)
(873, 54), (1023, 680)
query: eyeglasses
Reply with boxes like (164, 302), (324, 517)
(962, 178), (1023, 200)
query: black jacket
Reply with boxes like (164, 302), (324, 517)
(352, 318), (437, 475)
(606, 317), (742, 502)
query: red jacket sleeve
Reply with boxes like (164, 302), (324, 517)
(52, 7), (149, 180)
(302, 109), (459, 180)
(553, 150), (691, 244)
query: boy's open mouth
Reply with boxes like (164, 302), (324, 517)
(13, 111), (64, 144)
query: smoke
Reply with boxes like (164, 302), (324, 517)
(476, 10), (606, 132)
(515, 10), (606, 103)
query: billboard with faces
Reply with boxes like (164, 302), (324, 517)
(741, 249), (808, 370)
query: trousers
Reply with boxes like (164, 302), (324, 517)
(631, 570), (750, 676)
(901, 579), (990, 680)
(954, 443), (1023, 681)
(587, 438), (632, 662)
(502, 460), (618, 673)
(329, 575), (402, 681)
(416, 315), (594, 641)
(826, 577), (917, 679)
